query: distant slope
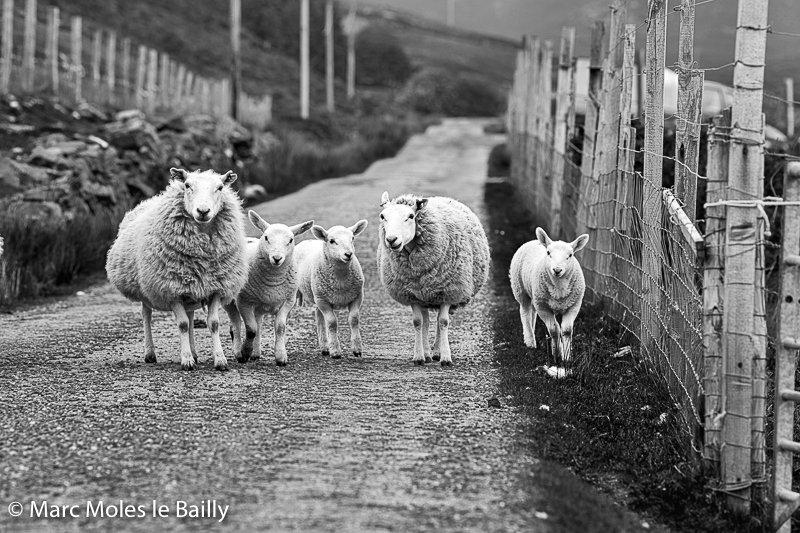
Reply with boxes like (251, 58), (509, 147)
(356, 5), (519, 86)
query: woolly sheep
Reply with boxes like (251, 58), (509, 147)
(225, 211), (314, 366)
(294, 220), (369, 359)
(377, 191), (490, 366)
(509, 227), (589, 362)
(106, 168), (248, 371)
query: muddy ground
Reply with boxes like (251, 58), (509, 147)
(0, 119), (661, 532)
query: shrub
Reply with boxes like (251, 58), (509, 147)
(355, 27), (413, 88)
(397, 68), (505, 117)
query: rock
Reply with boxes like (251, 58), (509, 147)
(115, 109), (146, 122)
(77, 102), (109, 122)
(27, 146), (72, 169)
(85, 135), (109, 149)
(242, 184), (267, 201)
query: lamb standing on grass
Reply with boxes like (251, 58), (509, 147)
(106, 168), (248, 371)
(509, 227), (589, 362)
(295, 220), (368, 359)
(377, 191), (490, 366)
(225, 212), (314, 366)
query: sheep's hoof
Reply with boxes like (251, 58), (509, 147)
(431, 354), (441, 362)
(215, 362), (229, 372)
(275, 360), (287, 367)
(440, 360), (452, 367)
(425, 356), (432, 363)
(250, 354), (261, 361)
(413, 360), (425, 366)
(331, 353), (342, 359)
(181, 361), (197, 371)
(236, 354), (249, 364)
(321, 349), (330, 356)
(144, 353), (157, 364)
(192, 353), (198, 363)
(352, 351), (362, 357)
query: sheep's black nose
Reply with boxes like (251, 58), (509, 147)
(386, 236), (397, 244)
(553, 268), (563, 275)
(344, 252), (353, 259)
(197, 207), (210, 217)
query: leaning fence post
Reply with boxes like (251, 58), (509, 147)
(70, 16), (82, 102)
(640, 0), (667, 369)
(135, 45), (146, 110)
(1, 0), (12, 94)
(703, 108), (731, 472)
(120, 38), (130, 106)
(106, 31), (116, 105)
(91, 29), (101, 96)
(22, 0), (36, 92)
(551, 26), (575, 239)
(146, 48), (157, 114)
(45, 6), (59, 93)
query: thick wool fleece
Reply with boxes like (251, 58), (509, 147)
(377, 194), (490, 308)
(509, 241), (585, 314)
(295, 240), (364, 309)
(237, 240), (298, 315)
(106, 180), (248, 311)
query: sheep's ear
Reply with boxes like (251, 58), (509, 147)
(350, 219), (368, 237)
(571, 234), (589, 253)
(380, 191), (390, 207)
(536, 227), (552, 247)
(222, 171), (238, 186)
(415, 198), (428, 211)
(248, 210), (269, 233)
(170, 167), (189, 182)
(292, 220), (315, 236)
(311, 225), (328, 241)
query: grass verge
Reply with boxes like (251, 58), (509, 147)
(482, 173), (759, 533)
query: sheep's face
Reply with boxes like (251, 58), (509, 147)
(171, 168), (237, 225)
(536, 227), (589, 279)
(312, 220), (368, 264)
(379, 191), (427, 252)
(249, 211), (314, 267)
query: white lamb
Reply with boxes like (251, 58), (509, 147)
(509, 227), (589, 362)
(106, 168), (248, 371)
(377, 191), (490, 366)
(294, 220), (369, 358)
(225, 211), (314, 366)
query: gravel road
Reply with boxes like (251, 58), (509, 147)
(0, 119), (661, 533)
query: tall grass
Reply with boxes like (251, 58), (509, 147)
(0, 209), (123, 306)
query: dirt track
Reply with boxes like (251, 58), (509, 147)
(0, 119), (660, 532)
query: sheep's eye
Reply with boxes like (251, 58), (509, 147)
(569, 254), (573, 258)
(263, 236), (269, 242)
(547, 251), (551, 256)
(289, 238), (293, 244)
(216, 186), (223, 192)
(330, 239), (336, 245)
(380, 214), (385, 220)
(185, 184), (192, 190)
(408, 214), (414, 220)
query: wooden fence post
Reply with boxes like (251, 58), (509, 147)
(525, 38), (540, 210)
(22, 0), (36, 92)
(300, 0), (310, 118)
(640, 0), (667, 366)
(787, 78), (795, 140)
(120, 38), (130, 106)
(1, 0), (12, 94)
(346, 0), (356, 100)
(106, 31), (116, 105)
(70, 16), (82, 102)
(91, 29), (101, 95)
(325, 0), (334, 113)
(230, 0), (241, 119)
(720, 0), (770, 514)
(159, 52), (169, 109)
(46, 6), (59, 93)
(551, 26), (575, 238)
(135, 45), (146, 109)
(537, 41), (553, 221)
(146, 48), (157, 113)
(614, 23), (636, 229)
(703, 109), (731, 471)
(773, 162), (800, 532)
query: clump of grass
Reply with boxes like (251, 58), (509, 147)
(0, 208), (123, 306)
(483, 178), (759, 533)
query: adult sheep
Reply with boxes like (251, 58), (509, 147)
(377, 191), (490, 366)
(106, 168), (248, 371)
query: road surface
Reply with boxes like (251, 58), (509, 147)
(0, 119), (658, 532)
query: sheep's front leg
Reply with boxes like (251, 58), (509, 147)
(518, 295), (536, 348)
(559, 303), (582, 363)
(207, 294), (228, 371)
(239, 304), (259, 363)
(421, 308), (432, 363)
(251, 312), (264, 361)
(431, 310), (441, 362)
(410, 304), (426, 365)
(348, 294), (363, 357)
(225, 302), (244, 362)
(536, 307), (562, 362)
(318, 301), (341, 358)
(437, 303), (453, 367)
(315, 307), (328, 355)
(171, 301), (195, 371)
(142, 303), (157, 363)
(187, 310), (198, 363)
(274, 301), (293, 366)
